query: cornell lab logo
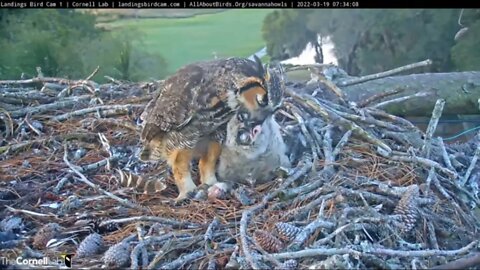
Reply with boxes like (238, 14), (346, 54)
(61, 254), (73, 268)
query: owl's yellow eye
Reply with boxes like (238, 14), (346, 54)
(256, 93), (268, 107)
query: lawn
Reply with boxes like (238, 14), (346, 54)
(101, 9), (273, 75)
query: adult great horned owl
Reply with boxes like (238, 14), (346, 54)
(139, 57), (284, 201)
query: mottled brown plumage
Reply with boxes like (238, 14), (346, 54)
(139, 57), (284, 200)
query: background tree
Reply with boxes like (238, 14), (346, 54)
(451, 9), (480, 71)
(0, 9), (168, 82)
(262, 10), (317, 62)
(262, 9), (480, 75)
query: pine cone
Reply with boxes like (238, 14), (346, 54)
(76, 233), (104, 258)
(253, 230), (284, 253)
(274, 222), (301, 242)
(275, 259), (298, 270)
(393, 185), (420, 233)
(103, 241), (130, 268)
(32, 223), (62, 249)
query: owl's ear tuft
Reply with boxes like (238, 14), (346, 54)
(253, 55), (265, 77)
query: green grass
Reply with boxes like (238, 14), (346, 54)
(102, 9), (273, 75)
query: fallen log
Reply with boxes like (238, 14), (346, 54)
(343, 71), (480, 117)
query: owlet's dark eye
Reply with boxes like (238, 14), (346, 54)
(256, 93), (268, 107)
(237, 131), (251, 145)
(237, 111), (249, 122)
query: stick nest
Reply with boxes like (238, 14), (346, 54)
(0, 70), (479, 270)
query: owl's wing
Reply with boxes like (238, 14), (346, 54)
(140, 88), (161, 123)
(141, 58), (259, 142)
(141, 65), (205, 141)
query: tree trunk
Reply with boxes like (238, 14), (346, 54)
(342, 71), (480, 117)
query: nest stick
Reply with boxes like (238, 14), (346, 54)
(85, 66), (100, 81)
(159, 250), (205, 270)
(307, 121), (325, 160)
(461, 134), (480, 186)
(63, 144), (148, 212)
(424, 167), (436, 197)
(322, 125), (335, 171)
(358, 87), (405, 108)
(78, 157), (116, 173)
(427, 221), (439, 249)
(9, 95), (91, 118)
(0, 76), (72, 85)
(316, 75), (347, 103)
(204, 217), (220, 254)
(372, 240), (478, 257)
(387, 154), (457, 179)
(269, 247), (362, 260)
(279, 179), (322, 205)
(271, 240), (477, 260)
(288, 192), (336, 220)
(287, 89), (392, 155)
(423, 99), (445, 158)
(289, 218), (338, 250)
(437, 137), (455, 171)
(206, 259), (217, 270)
(240, 156), (313, 269)
(373, 91), (429, 109)
(99, 216), (200, 229)
(337, 59), (432, 87)
(333, 130), (352, 159)
(290, 107), (319, 172)
(5, 205), (57, 218)
(146, 234), (195, 269)
(81, 118), (139, 132)
(52, 104), (145, 122)
(0, 108), (14, 138)
(431, 253), (480, 270)
(323, 102), (406, 132)
(0, 132), (97, 155)
(367, 109), (419, 130)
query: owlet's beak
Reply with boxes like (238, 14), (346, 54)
(250, 124), (262, 142)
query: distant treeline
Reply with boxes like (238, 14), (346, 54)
(4, 9), (477, 82)
(262, 9), (480, 75)
(0, 9), (168, 82)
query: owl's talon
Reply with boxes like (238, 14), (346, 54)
(186, 190), (196, 199)
(174, 189), (196, 205)
(193, 188), (208, 201)
(197, 183), (211, 191)
(207, 182), (232, 200)
(174, 195), (191, 206)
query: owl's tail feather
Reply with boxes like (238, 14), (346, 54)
(116, 169), (166, 194)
